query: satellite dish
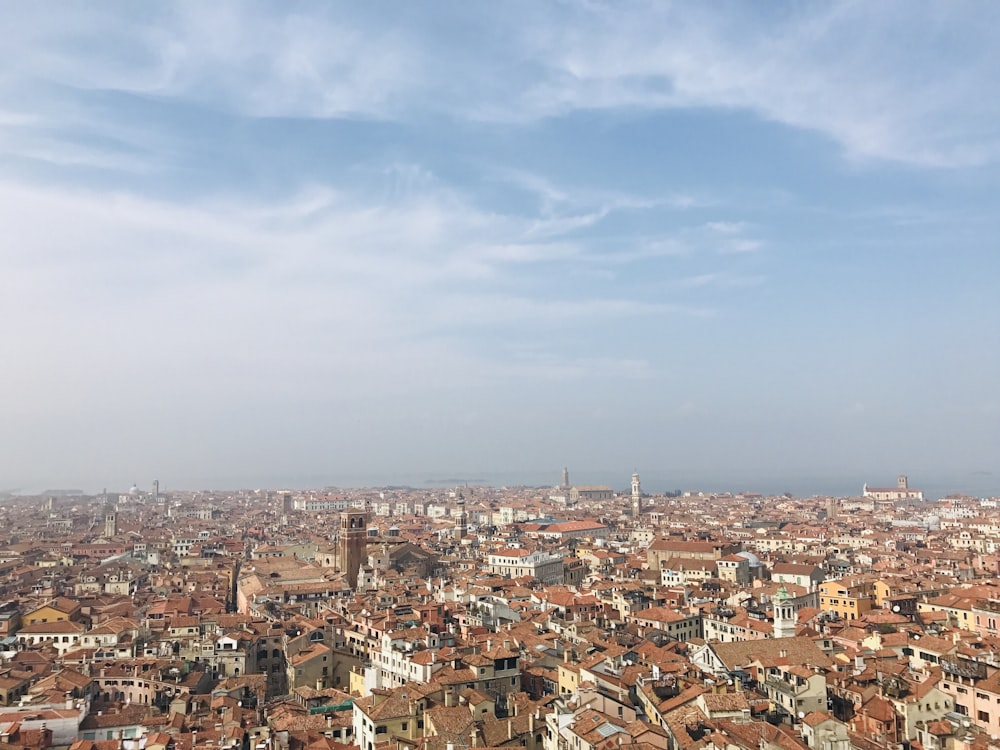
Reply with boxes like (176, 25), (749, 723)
(798, 711), (805, 719)
(892, 606), (900, 613)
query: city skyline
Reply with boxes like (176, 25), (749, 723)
(6, 468), (996, 505)
(2, 3), (999, 491)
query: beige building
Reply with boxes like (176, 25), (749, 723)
(352, 689), (427, 750)
(763, 663), (828, 719)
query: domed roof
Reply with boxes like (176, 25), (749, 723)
(736, 550), (763, 568)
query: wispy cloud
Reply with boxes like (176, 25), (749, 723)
(508, 2), (1000, 167)
(0, 174), (704, 396)
(705, 221), (747, 235)
(4, 4), (995, 167)
(677, 272), (765, 289)
(722, 239), (762, 254)
(3, 3), (994, 488)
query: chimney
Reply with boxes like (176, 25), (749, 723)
(487, 638), (493, 652)
(470, 729), (478, 748)
(507, 719), (513, 741)
(326, 714), (333, 729)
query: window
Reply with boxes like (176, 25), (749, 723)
(979, 711), (990, 723)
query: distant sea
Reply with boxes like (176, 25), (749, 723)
(6, 470), (997, 500)
(139, 469), (1000, 500)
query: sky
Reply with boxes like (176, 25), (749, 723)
(1, 2), (999, 496)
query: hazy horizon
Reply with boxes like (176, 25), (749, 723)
(5, 468), (999, 502)
(2, 4), (998, 491)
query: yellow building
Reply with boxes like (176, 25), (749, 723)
(818, 580), (872, 621)
(558, 661), (581, 695)
(22, 597), (81, 626)
(352, 690), (426, 750)
(871, 580), (894, 608)
(349, 667), (366, 697)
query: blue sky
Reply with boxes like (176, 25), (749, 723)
(2, 2), (999, 494)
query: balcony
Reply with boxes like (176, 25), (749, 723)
(765, 676), (805, 697)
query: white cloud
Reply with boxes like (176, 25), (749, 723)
(722, 239), (762, 254)
(706, 221), (747, 235)
(677, 272), (764, 289)
(0, 176), (702, 411)
(510, 2), (1000, 167)
(4, 4), (995, 167)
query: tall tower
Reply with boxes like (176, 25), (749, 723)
(152, 479), (160, 503)
(631, 472), (641, 517)
(104, 508), (117, 539)
(338, 509), (369, 589)
(456, 495), (468, 539)
(561, 467), (570, 490)
(826, 496), (838, 520)
(772, 585), (796, 639)
(897, 475), (908, 490)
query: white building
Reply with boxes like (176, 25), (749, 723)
(488, 549), (564, 584)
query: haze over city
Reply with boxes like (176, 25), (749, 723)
(2, 3), (999, 494)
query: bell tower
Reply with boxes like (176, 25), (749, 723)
(631, 472), (641, 517)
(338, 508), (370, 589)
(773, 585), (796, 639)
(456, 494), (468, 539)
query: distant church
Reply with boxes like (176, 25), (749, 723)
(863, 475), (923, 501)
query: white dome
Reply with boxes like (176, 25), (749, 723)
(736, 551), (763, 568)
